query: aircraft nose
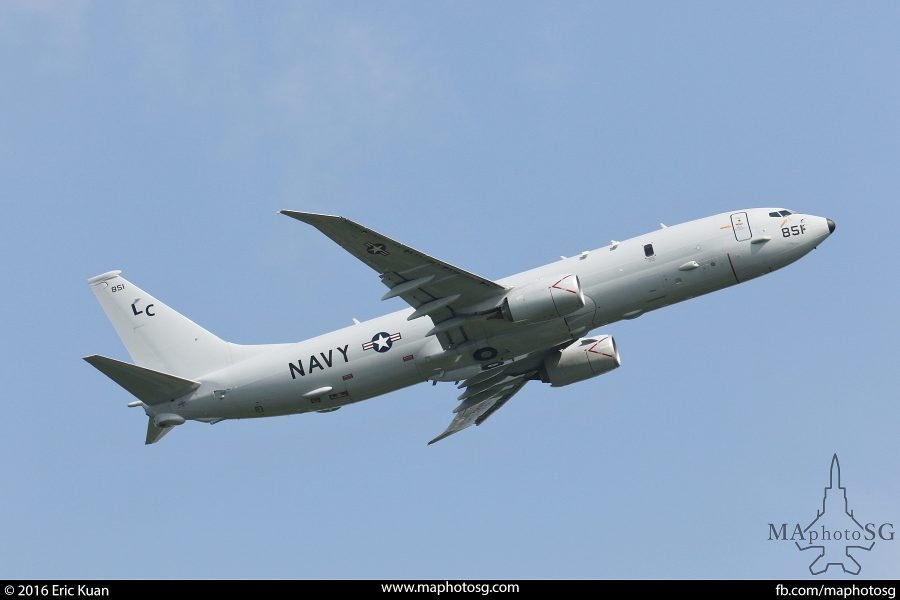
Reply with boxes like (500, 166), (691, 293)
(827, 218), (836, 234)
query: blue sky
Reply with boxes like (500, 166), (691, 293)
(2, 1), (899, 579)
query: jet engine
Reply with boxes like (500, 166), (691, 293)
(501, 273), (586, 323)
(540, 335), (621, 387)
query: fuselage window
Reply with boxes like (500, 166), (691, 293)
(644, 243), (654, 257)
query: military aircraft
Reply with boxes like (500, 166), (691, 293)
(85, 208), (835, 444)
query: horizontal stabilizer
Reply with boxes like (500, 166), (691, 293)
(84, 354), (200, 406)
(146, 417), (175, 445)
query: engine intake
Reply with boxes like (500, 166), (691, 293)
(541, 335), (621, 387)
(501, 274), (586, 323)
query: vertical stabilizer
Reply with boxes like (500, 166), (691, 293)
(88, 270), (231, 379)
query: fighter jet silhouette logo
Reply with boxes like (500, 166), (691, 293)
(795, 455), (874, 575)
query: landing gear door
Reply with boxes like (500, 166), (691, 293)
(731, 212), (752, 242)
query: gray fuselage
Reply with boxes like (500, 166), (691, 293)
(173, 208), (833, 422)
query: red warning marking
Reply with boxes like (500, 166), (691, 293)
(550, 275), (578, 294)
(342, 373), (354, 381)
(403, 355), (414, 362)
(586, 338), (614, 358)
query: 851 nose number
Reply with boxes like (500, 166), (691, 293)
(782, 224), (807, 237)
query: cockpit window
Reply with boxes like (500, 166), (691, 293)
(779, 210), (792, 216)
(768, 211), (780, 217)
(769, 209), (793, 217)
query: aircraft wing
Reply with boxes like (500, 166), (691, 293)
(281, 211), (510, 347)
(428, 370), (534, 444)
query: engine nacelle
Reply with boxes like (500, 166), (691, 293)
(541, 335), (621, 387)
(501, 273), (586, 323)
